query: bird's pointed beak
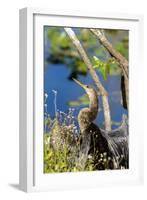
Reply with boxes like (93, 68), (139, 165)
(72, 78), (86, 90)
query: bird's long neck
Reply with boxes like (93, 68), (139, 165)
(78, 90), (98, 133)
(88, 91), (98, 114)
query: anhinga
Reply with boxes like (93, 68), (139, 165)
(50, 78), (128, 170)
(73, 78), (129, 170)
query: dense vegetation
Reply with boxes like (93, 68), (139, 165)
(44, 115), (116, 173)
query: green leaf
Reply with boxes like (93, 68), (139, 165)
(93, 56), (104, 68)
(93, 56), (110, 80)
(100, 64), (107, 80)
(93, 56), (99, 62)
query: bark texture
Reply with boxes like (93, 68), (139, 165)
(65, 28), (112, 131)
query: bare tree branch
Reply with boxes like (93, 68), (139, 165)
(90, 29), (129, 108)
(90, 29), (128, 78)
(64, 27), (111, 131)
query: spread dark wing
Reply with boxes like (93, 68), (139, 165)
(101, 115), (129, 168)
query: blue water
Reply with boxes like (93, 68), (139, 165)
(44, 63), (128, 129)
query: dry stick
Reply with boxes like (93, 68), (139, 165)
(90, 29), (129, 107)
(64, 28), (111, 131)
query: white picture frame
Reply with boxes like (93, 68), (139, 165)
(19, 7), (144, 192)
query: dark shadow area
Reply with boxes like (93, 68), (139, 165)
(8, 183), (20, 191)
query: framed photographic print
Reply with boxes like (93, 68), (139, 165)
(19, 8), (144, 192)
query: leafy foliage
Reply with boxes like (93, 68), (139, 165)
(45, 27), (111, 79)
(45, 27), (128, 79)
(44, 121), (115, 173)
(93, 56), (120, 80)
(44, 97), (115, 173)
(44, 115), (95, 173)
(47, 28), (71, 52)
(44, 134), (77, 173)
(93, 56), (110, 80)
(44, 125), (117, 173)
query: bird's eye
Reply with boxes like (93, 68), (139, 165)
(86, 85), (89, 88)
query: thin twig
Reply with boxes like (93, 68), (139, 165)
(64, 28), (111, 131)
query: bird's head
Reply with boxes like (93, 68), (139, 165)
(73, 78), (97, 98)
